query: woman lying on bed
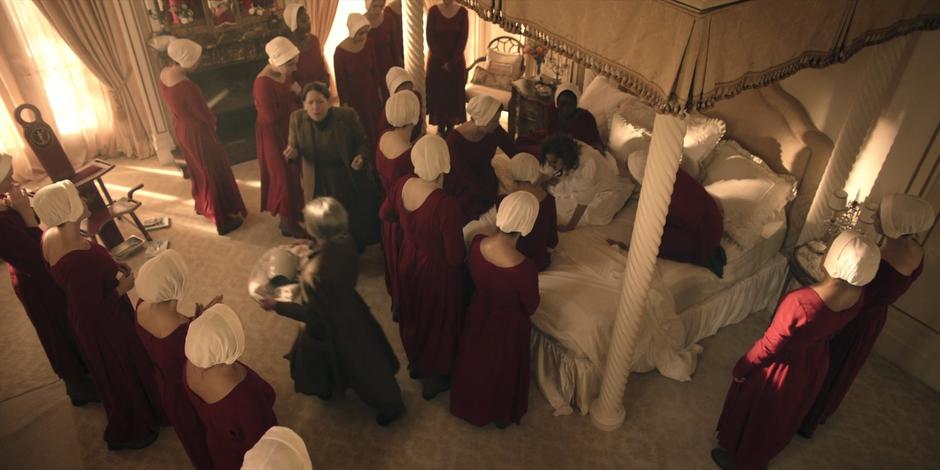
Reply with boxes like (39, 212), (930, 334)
(540, 134), (634, 232)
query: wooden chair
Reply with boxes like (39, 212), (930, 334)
(466, 36), (524, 72)
(80, 183), (152, 243)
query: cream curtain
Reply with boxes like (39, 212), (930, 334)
(0, 0), (113, 182)
(32, 0), (152, 160)
(305, 0), (339, 41)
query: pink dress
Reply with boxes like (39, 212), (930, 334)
(47, 243), (163, 446)
(450, 235), (540, 426)
(375, 142), (415, 309)
(135, 305), (212, 469)
(716, 287), (864, 470)
(186, 365), (278, 470)
(254, 75), (302, 223)
(381, 177), (466, 377)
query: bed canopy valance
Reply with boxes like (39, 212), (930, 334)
(460, 0), (940, 114)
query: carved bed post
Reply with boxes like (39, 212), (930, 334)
(589, 113), (686, 431)
(801, 36), (910, 243)
(402, 0), (426, 103)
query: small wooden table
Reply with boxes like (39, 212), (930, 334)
(509, 78), (555, 140)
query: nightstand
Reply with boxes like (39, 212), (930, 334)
(776, 242), (827, 307)
(509, 78), (554, 140)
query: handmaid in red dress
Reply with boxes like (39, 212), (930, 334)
(378, 67), (424, 143)
(380, 134), (465, 399)
(256, 36), (304, 236)
(495, 192), (557, 272)
(376, 90), (419, 313)
(366, 0), (402, 99)
(384, 1), (405, 66)
(426, 2), (468, 132)
(713, 231), (880, 470)
(450, 230), (540, 427)
(158, 40), (247, 235)
(0, 184), (91, 404)
(134, 250), (214, 469)
(282, 4), (330, 87)
(445, 96), (518, 224)
(34, 180), (164, 450)
(800, 193), (934, 437)
(517, 84), (604, 154)
(335, 14), (384, 158)
(185, 304), (277, 470)
(628, 151), (725, 276)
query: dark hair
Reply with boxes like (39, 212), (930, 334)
(541, 134), (580, 171)
(302, 81), (331, 101)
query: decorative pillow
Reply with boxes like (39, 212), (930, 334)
(486, 50), (523, 79)
(682, 114), (726, 180)
(705, 179), (781, 251)
(607, 116), (651, 164)
(470, 65), (513, 91)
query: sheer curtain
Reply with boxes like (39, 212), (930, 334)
(0, 0), (113, 182)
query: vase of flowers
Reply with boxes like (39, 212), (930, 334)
(523, 40), (547, 80)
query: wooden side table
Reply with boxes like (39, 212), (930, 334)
(509, 78), (554, 140)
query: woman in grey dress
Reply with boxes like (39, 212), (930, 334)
(261, 197), (405, 426)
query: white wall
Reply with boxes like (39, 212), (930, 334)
(780, 30), (940, 391)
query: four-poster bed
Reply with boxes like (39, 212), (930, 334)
(449, 0), (939, 429)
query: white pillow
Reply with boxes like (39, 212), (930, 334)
(704, 140), (796, 203)
(705, 179), (780, 252)
(580, 75), (631, 142)
(607, 116), (650, 163)
(682, 114), (726, 180)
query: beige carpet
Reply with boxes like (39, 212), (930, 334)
(1, 157), (938, 470)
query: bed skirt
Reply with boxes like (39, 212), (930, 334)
(530, 254), (788, 415)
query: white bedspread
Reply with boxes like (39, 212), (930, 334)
(531, 196), (786, 385)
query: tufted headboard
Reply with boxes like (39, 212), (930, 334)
(702, 82), (833, 254)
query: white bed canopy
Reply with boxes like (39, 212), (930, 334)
(399, 0), (939, 431)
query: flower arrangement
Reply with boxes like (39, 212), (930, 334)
(523, 40), (548, 77)
(174, 2), (195, 24)
(523, 41), (548, 62)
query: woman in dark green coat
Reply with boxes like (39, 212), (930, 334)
(285, 81), (380, 249)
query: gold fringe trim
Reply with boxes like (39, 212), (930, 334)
(458, 1), (940, 115)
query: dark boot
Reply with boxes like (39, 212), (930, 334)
(375, 404), (406, 427)
(107, 430), (159, 451)
(65, 375), (100, 407)
(710, 448), (734, 470)
(421, 376), (450, 401)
